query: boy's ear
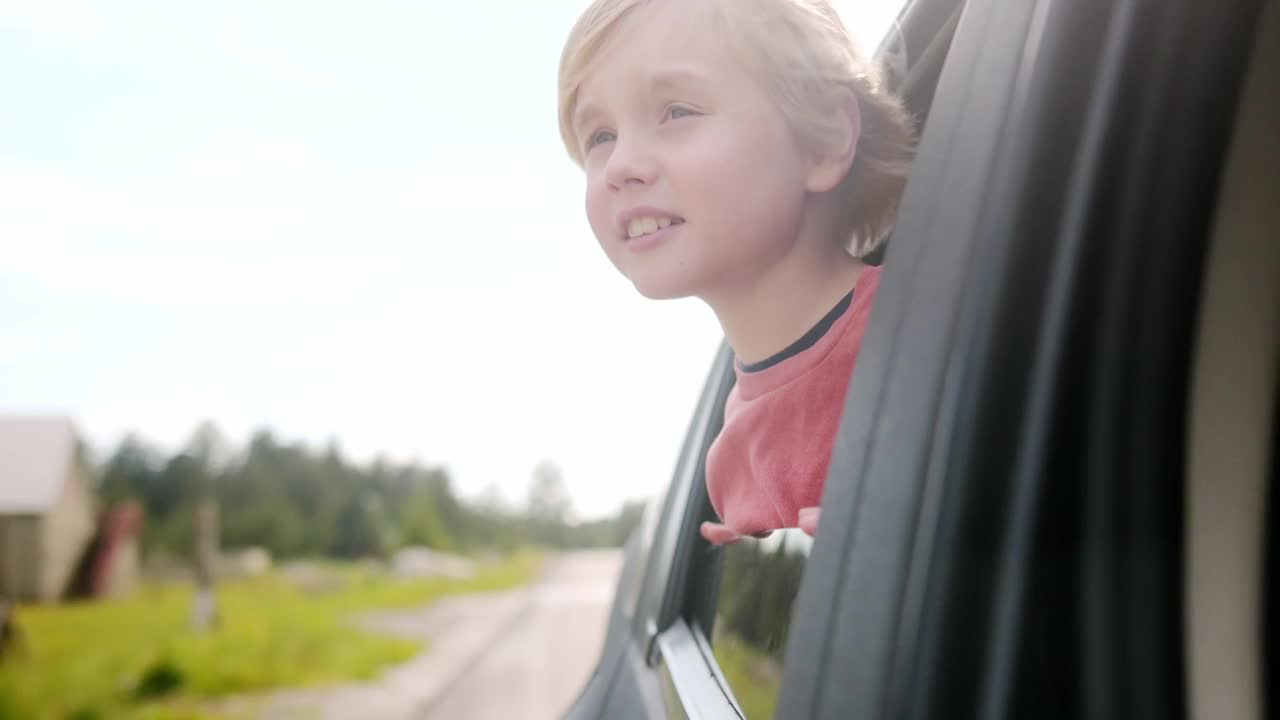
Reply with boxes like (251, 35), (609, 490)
(805, 87), (862, 193)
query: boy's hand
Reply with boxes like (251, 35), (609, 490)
(700, 521), (744, 545)
(798, 506), (820, 537)
(701, 508), (820, 545)
(700, 522), (778, 545)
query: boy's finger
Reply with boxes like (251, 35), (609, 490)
(798, 506), (821, 536)
(700, 521), (744, 545)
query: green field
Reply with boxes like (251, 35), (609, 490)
(712, 632), (783, 719)
(0, 552), (542, 720)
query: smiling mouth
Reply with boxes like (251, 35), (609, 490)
(624, 216), (685, 241)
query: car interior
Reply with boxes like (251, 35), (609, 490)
(1185, 2), (1279, 719)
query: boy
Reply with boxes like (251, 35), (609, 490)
(558, 0), (915, 543)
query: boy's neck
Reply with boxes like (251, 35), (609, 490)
(706, 244), (866, 366)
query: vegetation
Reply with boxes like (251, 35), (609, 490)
(0, 553), (541, 720)
(717, 534), (806, 656)
(710, 531), (810, 719)
(713, 632), (782, 720)
(97, 422), (645, 560)
(0, 421), (645, 718)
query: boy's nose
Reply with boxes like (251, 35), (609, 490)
(604, 136), (658, 190)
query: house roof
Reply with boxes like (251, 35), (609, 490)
(0, 416), (79, 514)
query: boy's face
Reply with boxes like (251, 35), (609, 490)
(573, 1), (818, 301)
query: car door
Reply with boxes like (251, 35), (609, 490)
(564, 0), (1274, 716)
(776, 0), (1273, 717)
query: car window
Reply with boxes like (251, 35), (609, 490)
(649, 2), (946, 717)
(705, 528), (813, 718)
(669, 3), (942, 714)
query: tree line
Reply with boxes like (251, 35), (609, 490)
(95, 422), (645, 560)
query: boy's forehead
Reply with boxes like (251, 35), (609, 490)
(579, 0), (736, 99)
(625, 0), (721, 35)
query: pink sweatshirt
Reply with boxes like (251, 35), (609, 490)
(704, 266), (882, 540)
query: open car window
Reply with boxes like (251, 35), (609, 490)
(650, 3), (958, 717)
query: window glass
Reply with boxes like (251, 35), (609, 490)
(708, 529), (813, 719)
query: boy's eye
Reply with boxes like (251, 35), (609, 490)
(585, 129), (616, 152)
(665, 105), (701, 121)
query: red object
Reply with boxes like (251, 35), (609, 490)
(90, 502), (144, 596)
(704, 266), (882, 541)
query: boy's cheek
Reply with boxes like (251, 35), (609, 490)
(584, 207), (624, 271)
(584, 199), (611, 246)
(583, 188), (607, 237)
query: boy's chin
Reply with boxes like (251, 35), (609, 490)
(629, 277), (697, 301)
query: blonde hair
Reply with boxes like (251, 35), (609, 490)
(557, 0), (916, 258)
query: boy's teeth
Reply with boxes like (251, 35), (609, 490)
(627, 216), (678, 239)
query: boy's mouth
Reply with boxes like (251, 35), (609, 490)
(621, 214), (685, 241)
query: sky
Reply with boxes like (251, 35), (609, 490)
(0, 0), (907, 519)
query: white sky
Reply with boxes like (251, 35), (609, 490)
(0, 0), (906, 518)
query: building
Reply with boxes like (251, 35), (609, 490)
(0, 417), (97, 602)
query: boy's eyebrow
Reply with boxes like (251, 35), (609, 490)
(648, 67), (711, 93)
(572, 101), (604, 140)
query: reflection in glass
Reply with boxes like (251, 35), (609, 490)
(710, 528), (812, 719)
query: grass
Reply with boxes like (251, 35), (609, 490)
(0, 551), (542, 720)
(711, 632), (783, 720)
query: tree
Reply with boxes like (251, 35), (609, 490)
(526, 461), (571, 525)
(183, 420), (234, 473)
(329, 492), (392, 559)
(91, 423), (664, 560)
(525, 461), (573, 548)
(399, 487), (452, 549)
(98, 434), (161, 504)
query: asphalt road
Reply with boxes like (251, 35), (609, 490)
(417, 549), (622, 720)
